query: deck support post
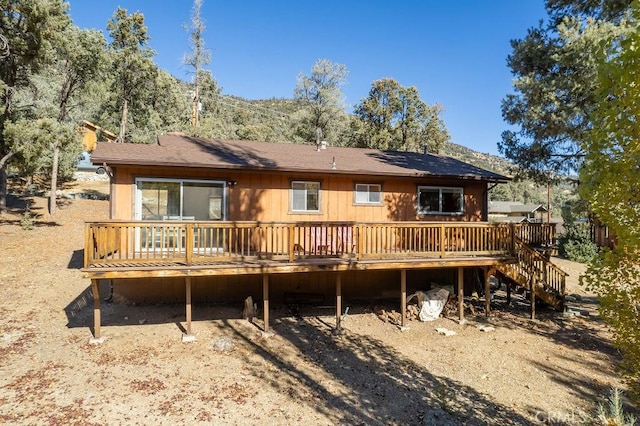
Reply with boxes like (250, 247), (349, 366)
(485, 267), (494, 317)
(91, 279), (101, 339)
(458, 267), (464, 321)
(506, 279), (511, 306)
(400, 269), (407, 328)
(336, 273), (342, 330)
(185, 277), (192, 336)
(530, 280), (536, 320)
(263, 274), (270, 333)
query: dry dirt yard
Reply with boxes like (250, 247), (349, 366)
(0, 178), (633, 425)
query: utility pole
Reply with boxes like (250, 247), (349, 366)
(547, 170), (551, 223)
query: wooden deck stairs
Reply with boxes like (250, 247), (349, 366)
(495, 238), (567, 310)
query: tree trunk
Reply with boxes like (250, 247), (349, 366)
(49, 144), (60, 216)
(0, 167), (7, 214)
(0, 150), (16, 213)
(119, 98), (128, 143)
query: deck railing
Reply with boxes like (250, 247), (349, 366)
(84, 221), (547, 268)
(500, 237), (567, 296)
(514, 223), (557, 247)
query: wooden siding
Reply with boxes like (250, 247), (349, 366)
(110, 165), (487, 222)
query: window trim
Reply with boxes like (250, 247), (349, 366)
(354, 183), (382, 205)
(417, 185), (464, 215)
(290, 180), (321, 213)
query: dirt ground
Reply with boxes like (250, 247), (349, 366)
(0, 178), (633, 425)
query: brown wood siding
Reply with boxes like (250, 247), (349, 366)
(110, 166), (487, 222)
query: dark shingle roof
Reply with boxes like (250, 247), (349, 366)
(488, 201), (548, 214)
(92, 134), (509, 182)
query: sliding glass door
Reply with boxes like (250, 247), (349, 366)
(135, 178), (226, 221)
(135, 178), (227, 251)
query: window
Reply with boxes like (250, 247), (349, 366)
(291, 181), (320, 212)
(355, 183), (382, 204)
(417, 186), (463, 215)
(135, 178), (226, 221)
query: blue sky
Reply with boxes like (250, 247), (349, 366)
(67, 0), (548, 155)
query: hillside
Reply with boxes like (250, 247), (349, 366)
(441, 141), (514, 177)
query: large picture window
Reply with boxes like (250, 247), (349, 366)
(291, 181), (320, 212)
(354, 183), (382, 205)
(135, 178), (227, 221)
(417, 186), (464, 215)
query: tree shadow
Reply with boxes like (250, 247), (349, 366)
(185, 136), (278, 168)
(368, 150), (506, 181)
(222, 316), (532, 425)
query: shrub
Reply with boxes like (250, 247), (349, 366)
(20, 209), (34, 231)
(596, 388), (637, 426)
(558, 223), (598, 263)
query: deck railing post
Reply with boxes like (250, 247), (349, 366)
(440, 224), (446, 258)
(186, 224), (194, 265)
(84, 223), (91, 268)
(356, 224), (364, 260)
(288, 224), (295, 262)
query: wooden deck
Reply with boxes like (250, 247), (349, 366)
(81, 221), (561, 340)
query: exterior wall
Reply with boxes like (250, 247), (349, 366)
(110, 165), (487, 222)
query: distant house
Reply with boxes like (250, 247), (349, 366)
(79, 120), (117, 151)
(488, 201), (548, 223)
(81, 134), (566, 339)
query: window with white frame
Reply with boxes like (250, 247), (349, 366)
(417, 186), (464, 215)
(354, 183), (382, 204)
(291, 181), (320, 212)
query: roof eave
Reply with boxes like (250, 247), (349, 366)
(93, 158), (511, 183)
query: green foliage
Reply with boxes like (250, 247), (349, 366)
(500, 0), (635, 183)
(351, 78), (449, 153)
(20, 208), (34, 230)
(3, 118), (79, 175)
(107, 7), (158, 142)
(583, 248), (640, 404)
(184, 0), (210, 128)
(581, 1), (640, 406)
(293, 59), (349, 145)
(0, 0), (71, 212)
(596, 388), (637, 426)
(558, 223), (598, 263)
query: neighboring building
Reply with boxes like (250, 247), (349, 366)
(79, 121), (117, 151)
(590, 216), (617, 249)
(488, 201), (548, 223)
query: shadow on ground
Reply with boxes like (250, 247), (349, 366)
(221, 315), (531, 425)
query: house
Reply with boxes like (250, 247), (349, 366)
(79, 120), (117, 151)
(82, 134), (566, 340)
(590, 215), (617, 249)
(488, 201), (548, 223)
